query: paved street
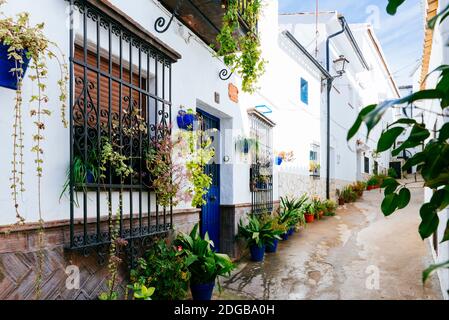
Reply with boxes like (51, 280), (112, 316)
(218, 181), (443, 300)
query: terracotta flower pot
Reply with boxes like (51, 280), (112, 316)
(338, 199), (345, 206)
(305, 214), (314, 223)
(319, 210), (324, 218)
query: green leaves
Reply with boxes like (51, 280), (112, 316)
(175, 223), (235, 285)
(443, 220), (449, 242)
(381, 193), (399, 216)
(397, 188), (411, 209)
(423, 260), (449, 283)
(391, 124), (430, 157)
(428, 4), (449, 29)
(438, 122), (449, 142)
(419, 203), (439, 239)
(347, 104), (376, 141)
(216, 0), (265, 93)
(386, 0), (406, 15)
(380, 183), (410, 216)
(377, 127), (405, 152)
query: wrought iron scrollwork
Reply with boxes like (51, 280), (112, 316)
(67, 0), (174, 261)
(219, 68), (233, 81)
(154, 0), (185, 33)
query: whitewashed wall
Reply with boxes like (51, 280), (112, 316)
(0, 0), (260, 225)
(278, 12), (396, 187)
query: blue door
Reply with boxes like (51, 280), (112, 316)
(197, 109), (220, 251)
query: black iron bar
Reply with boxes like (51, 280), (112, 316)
(68, 0), (173, 251)
(96, 11), (101, 243)
(69, 0), (75, 248)
(82, 7), (88, 246)
(72, 59), (172, 106)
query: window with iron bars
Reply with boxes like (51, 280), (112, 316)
(249, 111), (274, 215)
(67, 0), (175, 254)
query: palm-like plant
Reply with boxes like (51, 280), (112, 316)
(279, 195), (308, 228)
(238, 214), (282, 248)
(174, 224), (235, 286)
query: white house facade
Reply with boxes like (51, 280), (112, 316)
(277, 11), (399, 198)
(0, 0), (400, 299)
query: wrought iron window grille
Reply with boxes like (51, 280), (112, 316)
(67, 0), (175, 266)
(248, 110), (274, 215)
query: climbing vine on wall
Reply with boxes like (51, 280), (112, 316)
(215, 0), (266, 93)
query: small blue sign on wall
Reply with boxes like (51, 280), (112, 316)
(301, 78), (308, 105)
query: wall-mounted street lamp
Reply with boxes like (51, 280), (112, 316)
(332, 55), (349, 78)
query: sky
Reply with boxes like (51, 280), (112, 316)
(278, 0), (425, 87)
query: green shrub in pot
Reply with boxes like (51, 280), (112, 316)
(238, 214), (282, 248)
(129, 239), (190, 300)
(174, 224), (235, 294)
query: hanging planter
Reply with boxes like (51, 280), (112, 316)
(275, 156), (283, 166)
(0, 43), (31, 90)
(176, 109), (196, 131)
(236, 137), (259, 155)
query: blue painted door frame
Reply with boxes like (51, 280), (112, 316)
(197, 109), (220, 251)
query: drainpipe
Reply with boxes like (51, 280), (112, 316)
(325, 19), (345, 200)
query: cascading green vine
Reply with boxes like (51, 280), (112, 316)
(215, 0), (266, 93)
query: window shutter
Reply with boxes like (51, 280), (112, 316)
(301, 78), (308, 105)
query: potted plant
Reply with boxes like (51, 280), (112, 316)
(279, 195), (308, 238)
(311, 197), (325, 219)
(176, 107), (196, 131)
(353, 181), (367, 198)
(342, 185), (357, 203)
(275, 155), (283, 166)
(174, 224), (235, 301)
(1, 1), (69, 224)
(323, 199), (337, 216)
(303, 202), (315, 223)
(309, 161), (321, 175)
(336, 189), (345, 206)
(238, 214), (281, 261)
(236, 136), (259, 154)
(129, 239), (190, 300)
(260, 212), (287, 253)
(0, 4), (63, 90)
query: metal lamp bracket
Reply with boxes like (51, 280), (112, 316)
(154, 0), (185, 33)
(219, 68), (233, 80)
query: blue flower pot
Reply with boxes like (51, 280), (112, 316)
(265, 239), (278, 253)
(281, 232), (289, 241)
(288, 227), (295, 236)
(176, 112), (195, 131)
(86, 171), (95, 183)
(275, 156), (283, 165)
(250, 244), (265, 262)
(0, 44), (31, 90)
(190, 282), (215, 301)
(243, 139), (249, 153)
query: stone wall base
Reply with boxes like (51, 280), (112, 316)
(220, 201), (280, 260)
(0, 210), (199, 300)
(278, 171), (351, 200)
(0, 199), (284, 299)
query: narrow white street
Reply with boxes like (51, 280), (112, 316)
(219, 181), (443, 300)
